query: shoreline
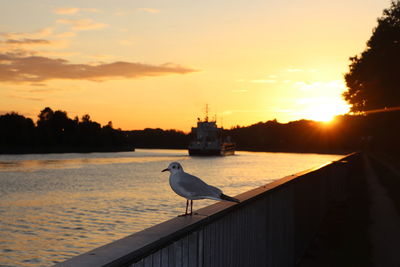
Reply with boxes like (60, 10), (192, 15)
(0, 145), (347, 155)
(0, 145), (135, 155)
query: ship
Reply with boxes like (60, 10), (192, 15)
(188, 112), (235, 156)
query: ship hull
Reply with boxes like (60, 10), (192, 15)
(188, 149), (222, 156)
(188, 144), (235, 156)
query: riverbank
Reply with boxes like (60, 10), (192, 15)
(0, 145), (348, 155)
(0, 145), (135, 154)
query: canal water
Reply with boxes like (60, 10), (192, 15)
(0, 149), (342, 266)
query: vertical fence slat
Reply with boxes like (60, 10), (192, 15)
(161, 246), (169, 267)
(152, 250), (161, 267)
(187, 231), (198, 266)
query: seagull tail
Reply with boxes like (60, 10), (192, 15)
(220, 193), (240, 203)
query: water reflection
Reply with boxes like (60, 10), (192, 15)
(0, 150), (187, 172)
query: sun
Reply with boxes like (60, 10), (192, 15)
(308, 110), (336, 122)
(303, 102), (350, 122)
(285, 79), (351, 123)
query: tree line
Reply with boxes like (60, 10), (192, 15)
(229, 111), (400, 154)
(0, 107), (133, 154)
(126, 110), (399, 155)
(2, 106), (399, 154)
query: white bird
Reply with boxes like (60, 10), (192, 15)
(162, 162), (240, 216)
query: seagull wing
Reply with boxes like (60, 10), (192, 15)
(177, 172), (222, 200)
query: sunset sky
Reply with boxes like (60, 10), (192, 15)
(0, 0), (390, 131)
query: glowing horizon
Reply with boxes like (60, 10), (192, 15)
(0, 0), (389, 131)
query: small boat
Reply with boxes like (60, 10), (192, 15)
(188, 115), (235, 156)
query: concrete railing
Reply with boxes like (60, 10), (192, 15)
(55, 153), (358, 267)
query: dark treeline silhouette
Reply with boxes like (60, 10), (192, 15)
(1, 107), (399, 154)
(126, 128), (189, 149)
(0, 107), (133, 154)
(123, 112), (398, 154)
(228, 111), (400, 154)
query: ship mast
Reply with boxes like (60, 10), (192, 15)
(205, 104), (209, 122)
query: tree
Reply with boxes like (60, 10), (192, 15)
(81, 114), (91, 123)
(343, 1), (400, 112)
(37, 107), (54, 127)
(0, 112), (35, 145)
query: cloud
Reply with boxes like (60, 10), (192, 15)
(54, 7), (80, 15)
(137, 8), (160, 13)
(0, 28), (70, 54)
(56, 19), (108, 31)
(55, 31), (76, 38)
(53, 7), (101, 15)
(0, 38), (69, 53)
(30, 83), (47, 87)
(85, 54), (115, 60)
(1, 27), (54, 39)
(0, 53), (197, 83)
(3, 38), (51, 46)
(114, 8), (160, 16)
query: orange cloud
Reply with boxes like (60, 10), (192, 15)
(55, 32), (76, 38)
(0, 39), (69, 53)
(1, 28), (54, 39)
(54, 7), (80, 15)
(53, 7), (101, 15)
(3, 39), (51, 45)
(137, 8), (160, 13)
(0, 53), (197, 83)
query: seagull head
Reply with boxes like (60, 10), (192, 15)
(162, 162), (184, 174)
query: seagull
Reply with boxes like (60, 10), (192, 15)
(162, 162), (240, 216)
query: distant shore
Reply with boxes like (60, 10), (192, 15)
(0, 145), (349, 155)
(236, 147), (350, 155)
(0, 145), (135, 155)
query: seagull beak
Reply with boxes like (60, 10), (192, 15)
(162, 168), (169, 172)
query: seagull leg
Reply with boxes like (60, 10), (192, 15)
(179, 200), (189, 217)
(190, 200), (193, 215)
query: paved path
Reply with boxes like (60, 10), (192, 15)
(364, 155), (400, 267)
(298, 153), (400, 267)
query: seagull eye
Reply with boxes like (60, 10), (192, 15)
(172, 166), (176, 169)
